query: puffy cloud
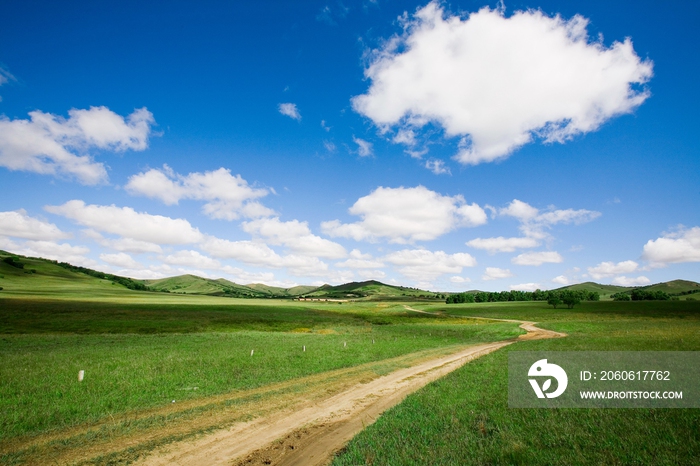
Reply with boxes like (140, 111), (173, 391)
(15, 240), (95, 267)
(482, 267), (513, 281)
(384, 248), (477, 281)
(500, 199), (600, 239)
(425, 159), (450, 175)
(321, 186), (487, 243)
(450, 276), (471, 284)
(45, 200), (203, 245)
(510, 283), (541, 292)
(512, 251), (563, 266)
(641, 227), (700, 264)
(278, 103), (301, 120)
(352, 3), (652, 165)
(335, 249), (384, 269)
(126, 166), (273, 220)
(162, 250), (221, 270)
(200, 236), (329, 277)
(587, 260), (638, 280)
(612, 275), (651, 286)
(82, 229), (163, 254)
(100, 252), (142, 269)
(353, 136), (373, 157)
(0, 209), (69, 240)
(466, 236), (539, 253)
(241, 217), (346, 259)
(0, 106), (154, 184)
(552, 275), (570, 285)
(500, 199), (539, 222)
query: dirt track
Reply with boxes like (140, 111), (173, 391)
(137, 314), (565, 466)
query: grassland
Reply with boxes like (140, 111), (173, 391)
(333, 300), (700, 465)
(0, 297), (520, 446)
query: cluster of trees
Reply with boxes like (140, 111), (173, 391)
(3, 256), (24, 269)
(611, 290), (674, 301)
(54, 261), (150, 291)
(446, 289), (599, 308)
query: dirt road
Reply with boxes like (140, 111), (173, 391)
(138, 314), (564, 466)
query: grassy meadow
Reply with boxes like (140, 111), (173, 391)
(333, 300), (700, 465)
(0, 296), (520, 445)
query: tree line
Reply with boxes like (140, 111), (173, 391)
(446, 289), (599, 308)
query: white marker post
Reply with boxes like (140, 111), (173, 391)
(303, 345), (306, 352)
(78, 370), (85, 382)
(343, 341), (346, 348)
(250, 349), (254, 356)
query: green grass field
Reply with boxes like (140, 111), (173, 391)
(332, 301), (700, 465)
(0, 297), (520, 444)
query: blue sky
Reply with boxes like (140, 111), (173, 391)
(0, 0), (698, 291)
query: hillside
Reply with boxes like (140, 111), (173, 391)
(305, 280), (443, 301)
(245, 283), (319, 297)
(555, 282), (632, 299)
(641, 279), (700, 295)
(0, 250), (150, 299)
(144, 275), (270, 298)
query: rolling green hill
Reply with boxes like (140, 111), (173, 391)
(1, 249), (698, 301)
(0, 250), (150, 299)
(555, 282), (632, 299)
(305, 280), (443, 301)
(144, 275), (269, 298)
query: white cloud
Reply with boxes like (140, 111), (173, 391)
(512, 251), (563, 266)
(357, 269), (386, 280)
(352, 2), (652, 165)
(323, 140), (337, 152)
(482, 267), (513, 281)
(16, 240), (95, 267)
(0, 209), (69, 240)
(278, 103), (301, 121)
(335, 249), (384, 269)
(500, 199), (539, 221)
(552, 275), (570, 285)
(241, 217), (346, 259)
(466, 236), (539, 253)
(641, 227), (700, 264)
(83, 229), (163, 254)
(353, 136), (373, 157)
(384, 248), (477, 281)
(200, 236), (329, 277)
(450, 276), (471, 284)
(612, 275), (651, 286)
(100, 252), (142, 269)
(321, 120), (331, 132)
(510, 282), (541, 292)
(321, 186), (487, 243)
(425, 159), (450, 175)
(162, 250), (222, 270)
(0, 106), (154, 184)
(126, 166), (273, 220)
(500, 199), (600, 239)
(588, 260), (638, 280)
(45, 200), (203, 245)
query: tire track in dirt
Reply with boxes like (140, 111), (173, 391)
(139, 314), (565, 466)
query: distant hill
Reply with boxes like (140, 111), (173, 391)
(1, 249), (698, 301)
(0, 250), (150, 298)
(245, 283), (319, 297)
(305, 280), (443, 301)
(144, 275), (271, 298)
(555, 280), (700, 299)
